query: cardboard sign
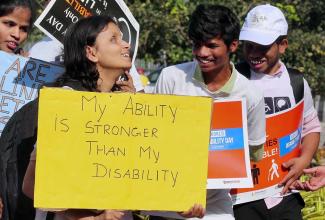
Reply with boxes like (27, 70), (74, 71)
(0, 51), (63, 134)
(231, 101), (304, 204)
(207, 99), (252, 189)
(34, 0), (139, 62)
(35, 88), (212, 211)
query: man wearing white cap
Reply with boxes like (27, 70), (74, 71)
(233, 4), (321, 220)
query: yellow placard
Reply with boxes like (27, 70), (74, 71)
(35, 88), (212, 211)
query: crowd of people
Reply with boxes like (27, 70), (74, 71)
(0, 0), (323, 220)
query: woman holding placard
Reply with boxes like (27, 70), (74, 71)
(23, 15), (134, 220)
(22, 15), (204, 220)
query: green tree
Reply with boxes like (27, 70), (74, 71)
(23, 0), (47, 48)
(29, 0), (324, 95)
(129, 0), (324, 95)
(128, 0), (192, 65)
(274, 1), (325, 95)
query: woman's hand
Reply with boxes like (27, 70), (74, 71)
(115, 71), (136, 93)
(179, 204), (205, 219)
(94, 210), (124, 220)
(0, 197), (3, 219)
(57, 209), (124, 220)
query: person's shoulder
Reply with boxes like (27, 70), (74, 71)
(161, 61), (196, 78)
(29, 37), (54, 50)
(0, 99), (38, 145)
(235, 69), (258, 92)
(10, 99), (38, 120)
(236, 70), (251, 83)
(234, 69), (264, 104)
(29, 36), (63, 62)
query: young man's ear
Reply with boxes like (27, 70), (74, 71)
(85, 46), (98, 63)
(278, 38), (288, 54)
(229, 40), (239, 53)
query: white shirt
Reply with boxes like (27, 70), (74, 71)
(249, 63), (315, 119)
(152, 61), (266, 219)
(249, 62), (321, 208)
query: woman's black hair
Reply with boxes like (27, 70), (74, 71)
(56, 15), (117, 92)
(188, 4), (240, 48)
(0, 0), (35, 31)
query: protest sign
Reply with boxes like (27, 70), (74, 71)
(231, 101), (304, 204)
(34, 0), (139, 62)
(0, 51), (63, 135)
(35, 88), (212, 211)
(207, 99), (253, 189)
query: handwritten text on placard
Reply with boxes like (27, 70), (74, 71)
(35, 89), (212, 211)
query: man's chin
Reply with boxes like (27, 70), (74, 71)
(250, 66), (265, 74)
(199, 67), (213, 74)
(1, 47), (14, 54)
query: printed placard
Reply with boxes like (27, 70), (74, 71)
(35, 88), (212, 211)
(231, 101), (304, 204)
(207, 99), (252, 189)
(34, 0), (139, 62)
(0, 51), (63, 135)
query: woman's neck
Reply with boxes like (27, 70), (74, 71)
(97, 68), (123, 92)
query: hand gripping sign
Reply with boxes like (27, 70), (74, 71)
(35, 0), (139, 62)
(231, 101), (304, 204)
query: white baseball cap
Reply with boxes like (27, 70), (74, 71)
(239, 4), (288, 45)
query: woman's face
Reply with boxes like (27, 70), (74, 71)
(89, 22), (131, 72)
(0, 7), (31, 53)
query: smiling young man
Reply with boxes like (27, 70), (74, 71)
(233, 4), (321, 220)
(153, 4), (266, 219)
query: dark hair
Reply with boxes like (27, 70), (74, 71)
(57, 15), (117, 91)
(275, 35), (288, 44)
(188, 4), (240, 47)
(0, 0), (35, 31)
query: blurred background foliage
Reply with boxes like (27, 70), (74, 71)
(31, 0), (324, 95)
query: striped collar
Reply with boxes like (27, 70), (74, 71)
(193, 62), (237, 94)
